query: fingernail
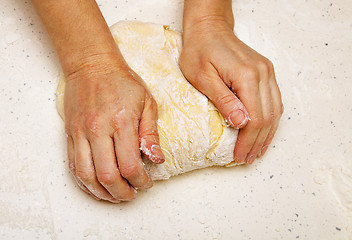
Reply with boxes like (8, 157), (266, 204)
(68, 162), (75, 172)
(235, 154), (246, 164)
(229, 109), (248, 129)
(144, 177), (153, 189)
(131, 188), (138, 200)
(260, 145), (269, 156)
(246, 155), (256, 164)
(117, 192), (137, 202)
(90, 194), (101, 201)
(151, 145), (165, 163)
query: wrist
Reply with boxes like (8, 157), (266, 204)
(31, 0), (127, 77)
(63, 50), (127, 80)
(183, 0), (234, 36)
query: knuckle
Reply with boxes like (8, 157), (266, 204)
(84, 113), (101, 134)
(149, 97), (157, 109)
(147, 97), (158, 114)
(191, 70), (210, 90)
(239, 64), (260, 82)
(279, 103), (285, 115)
(120, 163), (142, 179)
(273, 103), (284, 118)
(215, 94), (236, 107)
(69, 119), (83, 136)
(97, 171), (117, 186)
(65, 123), (71, 135)
(140, 130), (159, 143)
(263, 112), (275, 126)
(257, 59), (274, 76)
(267, 60), (275, 73)
(250, 116), (264, 129)
(112, 110), (128, 130)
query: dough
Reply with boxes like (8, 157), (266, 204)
(56, 21), (240, 180)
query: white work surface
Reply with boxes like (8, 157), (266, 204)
(1, 0), (351, 239)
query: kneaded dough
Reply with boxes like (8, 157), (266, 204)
(56, 21), (240, 180)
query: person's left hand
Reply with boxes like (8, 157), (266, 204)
(179, 19), (283, 164)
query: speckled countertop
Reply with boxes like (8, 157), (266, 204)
(1, 0), (351, 239)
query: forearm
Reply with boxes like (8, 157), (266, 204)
(183, 0), (234, 34)
(31, 0), (123, 76)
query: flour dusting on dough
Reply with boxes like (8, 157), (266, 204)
(56, 21), (240, 180)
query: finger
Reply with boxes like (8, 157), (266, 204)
(195, 71), (249, 129)
(245, 127), (271, 164)
(67, 134), (99, 200)
(66, 132), (101, 199)
(139, 97), (165, 164)
(232, 68), (263, 163)
(68, 135), (101, 200)
(259, 119), (280, 157)
(89, 135), (137, 201)
(259, 75), (284, 156)
(74, 136), (114, 201)
(73, 175), (102, 201)
(233, 123), (261, 163)
(113, 112), (153, 189)
(269, 74), (284, 117)
(66, 135), (75, 172)
(245, 74), (275, 164)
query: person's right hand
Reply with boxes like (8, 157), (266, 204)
(64, 53), (165, 202)
(179, 18), (283, 165)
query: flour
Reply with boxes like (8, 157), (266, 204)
(56, 21), (241, 180)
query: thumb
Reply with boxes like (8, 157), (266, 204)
(202, 77), (249, 129)
(139, 97), (165, 164)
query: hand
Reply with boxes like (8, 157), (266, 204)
(31, 0), (165, 201)
(180, 19), (283, 165)
(64, 54), (165, 202)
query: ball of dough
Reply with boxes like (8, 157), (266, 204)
(56, 21), (239, 180)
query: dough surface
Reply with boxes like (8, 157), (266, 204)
(56, 21), (239, 180)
